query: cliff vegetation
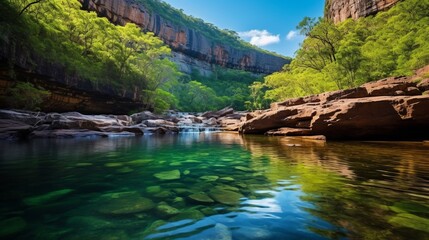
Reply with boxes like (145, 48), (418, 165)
(0, 0), (264, 113)
(1, 0), (182, 112)
(256, 0), (429, 103)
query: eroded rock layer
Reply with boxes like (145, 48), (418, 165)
(326, 0), (400, 24)
(80, 0), (289, 74)
(240, 65), (429, 140)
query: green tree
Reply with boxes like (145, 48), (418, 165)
(4, 82), (50, 111)
(261, 0), (429, 103)
(3, 0), (181, 112)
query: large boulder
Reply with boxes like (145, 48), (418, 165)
(99, 124), (146, 135)
(201, 107), (234, 118)
(130, 111), (158, 124)
(0, 109), (45, 125)
(50, 112), (122, 130)
(0, 109), (180, 140)
(417, 79), (429, 92)
(143, 119), (178, 133)
(0, 119), (32, 140)
(310, 96), (429, 139)
(240, 65), (429, 140)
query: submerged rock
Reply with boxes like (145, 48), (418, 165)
(172, 188), (192, 196)
(0, 217), (27, 237)
(219, 177), (235, 182)
(199, 175), (219, 182)
(135, 220), (166, 239)
(105, 162), (124, 168)
(209, 188), (244, 206)
(173, 197), (185, 207)
(156, 204), (180, 217)
(67, 216), (114, 230)
(235, 227), (272, 239)
(98, 192), (155, 215)
(154, 170), (181, 180)
(188, 192), (215, 204)
(146, 186), (161, 193)
(23, 189), (74, 206)
(234, 166), (253, 172)
(153, 191), (174, 198)
(212, 223), (233, 240)
(171, 209), (205, 221)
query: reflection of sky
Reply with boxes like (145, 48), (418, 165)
(146, 182), (345, 240)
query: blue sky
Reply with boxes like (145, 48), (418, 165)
(162, 0), (325, 57)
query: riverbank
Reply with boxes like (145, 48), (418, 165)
(0, 108), (244, 141)
(1, 65), (428, 141)
(239, 65), (429, 140)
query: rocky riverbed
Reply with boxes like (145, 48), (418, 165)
(0, 107), (244, 141)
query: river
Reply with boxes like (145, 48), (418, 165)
(0, 133), (428, 239)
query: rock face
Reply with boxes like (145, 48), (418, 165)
(0, 58), (143, 115)
(325, 0), (400, 24)
(80, 0), (289, 75)
(240, 65), (429, 140)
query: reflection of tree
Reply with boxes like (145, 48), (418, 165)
(237, 135), (429, 239)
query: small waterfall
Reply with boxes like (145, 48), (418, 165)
(178, 124), (221, 133)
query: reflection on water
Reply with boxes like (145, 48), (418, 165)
(0, 133), (428, 239)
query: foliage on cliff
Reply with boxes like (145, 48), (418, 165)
(257, 0), (429, 103)
(1, 82), (50, 111)
(1, 0), (181, 112)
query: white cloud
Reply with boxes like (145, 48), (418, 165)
(238, 29), (280, 47)
(286, 30), (297, 40)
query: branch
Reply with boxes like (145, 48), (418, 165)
(19, 0), (44, 16)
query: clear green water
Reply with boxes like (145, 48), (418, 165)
(0, 133), (429, 239)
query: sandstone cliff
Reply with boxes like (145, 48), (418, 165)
(325, 0), (400, 24)
(79, 0), (289, 75)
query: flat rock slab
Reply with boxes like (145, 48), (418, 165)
(154, 170), (181, 180)
(98, 193), (155, 215)
(209, 188), (244, 206)
(188, 193), (215, 204)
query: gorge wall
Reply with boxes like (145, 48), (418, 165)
(80, 0), (289, 75)
(325, 0), (401, 24)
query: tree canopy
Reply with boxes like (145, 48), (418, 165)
(2, 0), (181, 112)
(255, 0), (429, 104)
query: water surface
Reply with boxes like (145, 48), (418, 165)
(0, 133), (428, 239)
